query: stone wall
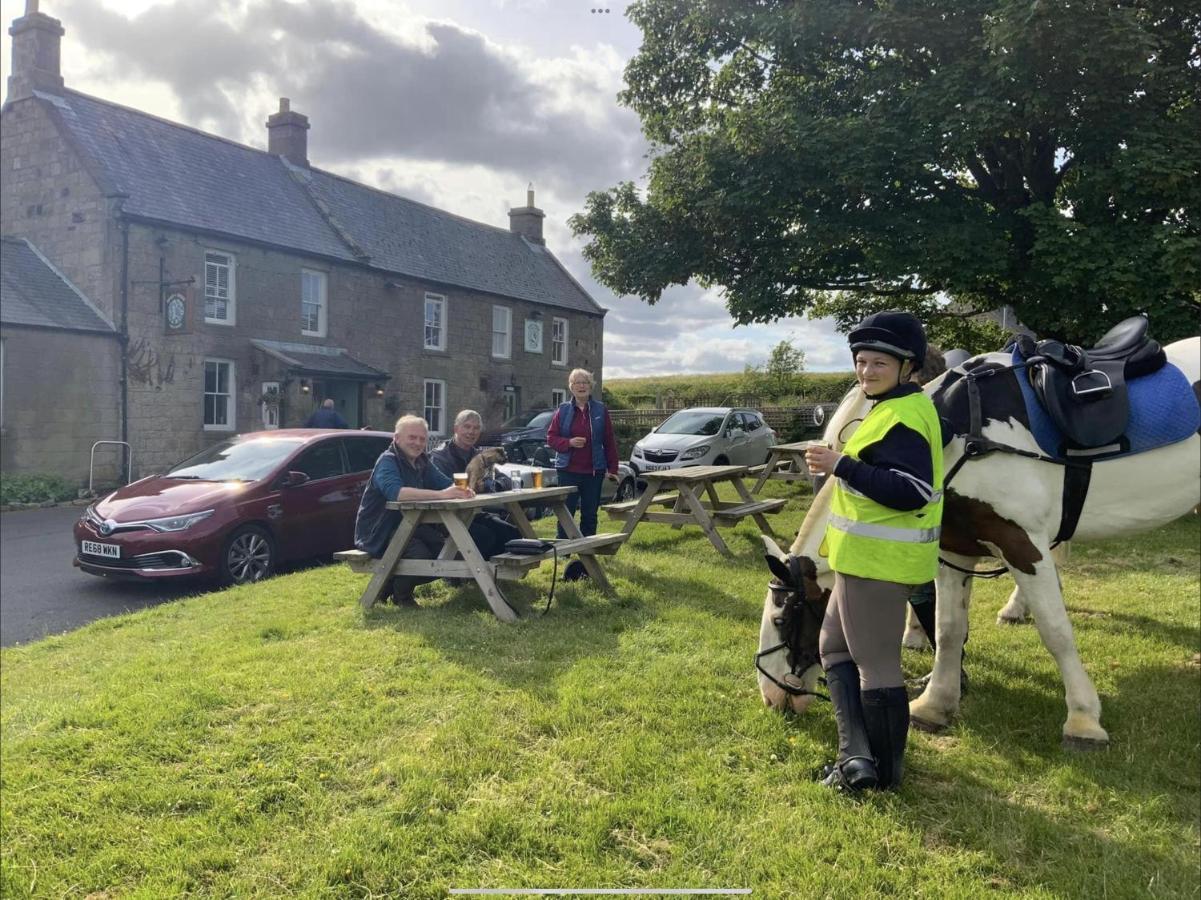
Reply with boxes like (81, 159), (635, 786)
(0, 326), (122, 485)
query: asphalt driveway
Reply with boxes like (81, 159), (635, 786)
(0, 505), (202, 647)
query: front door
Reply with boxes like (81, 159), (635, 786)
(312, 379), (362, 428)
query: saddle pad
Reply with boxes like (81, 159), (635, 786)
(1012, 347), (1200, 460)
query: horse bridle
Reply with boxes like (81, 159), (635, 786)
(753, 555), (831, 702)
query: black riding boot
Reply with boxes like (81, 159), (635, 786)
(861, 686), (910, 790)
(819, 661), (878, 792)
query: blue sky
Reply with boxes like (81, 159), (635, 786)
(0, 0), (851, 376)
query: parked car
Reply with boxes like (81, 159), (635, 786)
(479, 408), (556, 463)
(73, 429), (394, 585)
(629, 407), (777, 474)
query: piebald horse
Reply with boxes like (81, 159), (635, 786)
(757, 336), (1200, 747)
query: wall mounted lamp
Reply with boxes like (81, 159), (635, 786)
(374, 383), (385, 397)
(300, 378), (311, 394)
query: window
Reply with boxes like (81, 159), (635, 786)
(203, 359), (235, 431)
(343, 436), (390, 473)
(204, 251), (235, 324)
(301, 269), (327, 337)
(551, 317), (568, 366)
(492, 305), (512, 359)
(740, 412), (762, 432)
(260, 381), (280, 430)
(551, 388), (567, 406)
(424, 293), (446, 350)
(424, 379), (446, 435)
(293, 441), (345, 481)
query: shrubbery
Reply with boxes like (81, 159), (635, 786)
(605, 370), (855, 408)
(0, 473), (77, 506)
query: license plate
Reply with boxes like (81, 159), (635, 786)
(82, 540), (120, 558)
(643, 463), (673, 471)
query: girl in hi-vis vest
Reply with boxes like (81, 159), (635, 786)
(804, 311), (944, 792)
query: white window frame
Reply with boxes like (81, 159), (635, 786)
(424, 293), (447, 351)
(492, 305), (512, 359)
(203, 250), (236, 325)
(203, 358), (236, 431)
(423, 379), (446, 436)
(551, 388), (567, 406)
(301, 269), (327, 337)
(551, 317), (569, 366)
(260, 381), (280, 430)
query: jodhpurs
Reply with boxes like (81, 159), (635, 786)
(819, 572), (910, 690)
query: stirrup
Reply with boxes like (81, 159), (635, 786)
(818, 756), (878, 792)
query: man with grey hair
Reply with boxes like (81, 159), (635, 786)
(430, 409), (514, 493)
(304, 397), (349, 429)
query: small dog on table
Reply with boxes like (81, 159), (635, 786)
(465, 446), (507, 492)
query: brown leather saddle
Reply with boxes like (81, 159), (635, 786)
(1013, 316), (1167, 451)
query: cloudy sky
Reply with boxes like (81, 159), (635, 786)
(0, 0), (850, 376)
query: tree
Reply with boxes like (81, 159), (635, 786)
(570, 1), (1201, 345)
(745, 338), (805, 398)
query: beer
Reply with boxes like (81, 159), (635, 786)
(532, 469), (544, 489)
(805, 440), (831, 475)
(454, 473), (468, 489)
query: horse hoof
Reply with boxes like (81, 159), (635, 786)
(911, 715), (946, 734)
(1062, 734), (1109, 752)
(996, 614), (1028, 626)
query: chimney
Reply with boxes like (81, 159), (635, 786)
(508, 183), (545, 245)
(266, 97), (310, 167)
(6, 0), (65, 103)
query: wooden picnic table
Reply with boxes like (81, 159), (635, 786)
(335, 486), (626, 622)
(750, 441), (819, 494)
(602, 464), (786, 558)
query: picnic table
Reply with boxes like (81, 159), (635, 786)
(750, 441), (818, 494)
(602, 464), (786, 558)
(335, 486), (627, 622)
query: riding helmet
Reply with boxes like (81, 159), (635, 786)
(848, 310), (928, 368)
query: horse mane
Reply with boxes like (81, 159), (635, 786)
(791, 476), (835, 556)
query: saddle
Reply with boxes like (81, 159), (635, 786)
(1013, 316), (1166, 452)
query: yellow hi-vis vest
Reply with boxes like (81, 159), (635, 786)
(825, 391), (944, 585)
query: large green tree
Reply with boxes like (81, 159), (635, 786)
(571, 0), (1200, 345)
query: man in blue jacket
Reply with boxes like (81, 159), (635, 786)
(304, 398), (349, 429)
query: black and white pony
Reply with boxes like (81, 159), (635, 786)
(758, 334), (1200, 747)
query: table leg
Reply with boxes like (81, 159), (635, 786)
(439, 511), (519, 623)
(617, 479), (661, 537)
(732, 477), (777, 537)
(703, 481), (724, 509)
(669, 490), (688, 529)
(361, 513), (421, 610)
(502, 500), (538, 539)
(752, 452), (779, 494)
(678, 482), (733, 557)
(548, 502), (613, 593)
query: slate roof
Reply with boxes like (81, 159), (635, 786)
(0, 236), (117, 334)
(250, 339), (390, 380)
(36, 89), (603, 316)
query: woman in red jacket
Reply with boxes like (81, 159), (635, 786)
(546, 368), (619, 540)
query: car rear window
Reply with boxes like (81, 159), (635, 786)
(167, 437), (305, 482)
(344, 436), (391, 473)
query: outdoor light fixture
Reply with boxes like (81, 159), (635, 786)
(300, 379), (310, 394)
(374, 383), (385, 397)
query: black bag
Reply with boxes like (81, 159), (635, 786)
(504, 538), (554, 555)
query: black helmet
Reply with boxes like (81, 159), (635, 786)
(848, 310), (928, 368)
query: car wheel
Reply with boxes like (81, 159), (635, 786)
(616, 477), (636, 502)
(221, 525), (275, 585)
(714, 455), (729, 466)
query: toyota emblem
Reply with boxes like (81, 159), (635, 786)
(99, 521), (113, 536)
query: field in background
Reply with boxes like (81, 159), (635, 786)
(2, 488), (1197, 898)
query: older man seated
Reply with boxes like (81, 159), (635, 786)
(431, 408), (522, 546)
(354, 414), (513, 607)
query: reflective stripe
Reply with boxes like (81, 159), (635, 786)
(829, 513), (940, 544)
(837, 475), (942, 504)
(836, 477), (868, 498)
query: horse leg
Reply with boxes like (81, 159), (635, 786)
(1002, 547), (1108, 749)
(997, 585), (1028, 624)
(902, 604), (931, 650)
(909, 557), (974, 732)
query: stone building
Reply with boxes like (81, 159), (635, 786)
(0, 2), (606, 483)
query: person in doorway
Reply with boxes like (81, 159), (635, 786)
(304, 398), (349, 429)
(354, 415), (487, 607)
(804, 311), (944, 792)
(546, 369), (619, 581)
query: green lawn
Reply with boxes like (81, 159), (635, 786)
(2, 489), (1198, 898)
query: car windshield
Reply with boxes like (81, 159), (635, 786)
(504, 410), (554, 430)
(656, 410), (726, 436)
(166, 437), (306, 482)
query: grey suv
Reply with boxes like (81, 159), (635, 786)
(629, 407), (777, 474)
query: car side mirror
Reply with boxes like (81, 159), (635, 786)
(281, 470), (310, 488)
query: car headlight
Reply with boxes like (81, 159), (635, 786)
(141, 510), (216, 532)
(632, 443), (644, 457)
(680, 444), (711, 460)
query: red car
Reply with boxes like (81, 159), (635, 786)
(74, 429), (393, 584)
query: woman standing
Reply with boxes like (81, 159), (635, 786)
(804, 311), (944, 792)
(547, 368), (619, 541)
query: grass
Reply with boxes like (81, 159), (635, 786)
(2, 486), (1198, 898)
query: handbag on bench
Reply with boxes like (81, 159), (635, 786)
(503, 538), (559, 614)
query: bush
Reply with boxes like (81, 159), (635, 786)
(0, 473), (77, 505)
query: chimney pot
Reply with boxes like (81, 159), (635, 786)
(266, 96), (311, 167)
(509, 184), (545, 245)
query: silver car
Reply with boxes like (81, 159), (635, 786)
(629, 407), (777, 474)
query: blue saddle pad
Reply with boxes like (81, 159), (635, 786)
(1012, 347), (1199, 459)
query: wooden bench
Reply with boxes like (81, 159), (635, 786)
(709, 498), (787, 522)
(601, 492), (678, 517)
(334, 549), (378, 575)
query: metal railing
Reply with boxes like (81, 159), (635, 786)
(89, 441), (132, 495)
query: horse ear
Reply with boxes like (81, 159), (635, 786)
(765, 554), (793, 585)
